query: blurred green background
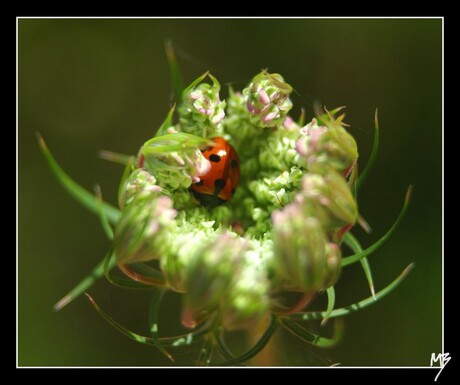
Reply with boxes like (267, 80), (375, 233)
(18, 18), (442, 366)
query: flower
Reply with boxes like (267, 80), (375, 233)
(45, 68), (412, 366)
(116, 72), (359, 328)
(243, 71), (293, 127)
(178, 72), (226, 138)
(114, 169), (177, 264)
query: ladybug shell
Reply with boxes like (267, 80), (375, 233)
(190, 137), (240, 208)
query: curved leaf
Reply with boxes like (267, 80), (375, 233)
(291, 263), (414, 321)
(342, 185), (413, 267)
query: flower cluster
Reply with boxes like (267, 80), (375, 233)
(115, 72), (358, 328)
(44, 67), (412, 366)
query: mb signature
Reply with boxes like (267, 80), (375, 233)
(430, 352), (451, 381)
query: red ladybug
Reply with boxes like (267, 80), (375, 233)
(190, 137), (240, 208)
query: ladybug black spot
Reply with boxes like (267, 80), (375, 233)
(214, 178), (226, 193)
(196, 180), (204, 186)
(231, 159), (238, 169)
(209, 154), (221, 163)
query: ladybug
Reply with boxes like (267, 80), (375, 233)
(190, 137), (240, 208)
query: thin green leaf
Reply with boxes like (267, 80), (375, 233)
(342, 185), (413, 267)
(142, 132), (211, 156)
(85, 293), (162, 348)
(182, 71), (209, 99)
(98, 150), (134, 166)
(149, 289), (175, 362)
(281, 318), (343, 348)
(215, 331), (236, 362)
(131, 263), (167, 281)
(87, 290), (210, 358)
(359, 257), (376, 299)
(211, 316), (278, 366)
(156, 105), (177, 137)
(196, 336), (214, 366)
(297, 107), (306, 127)
(165, 39), (184, 104)
(356, 109), (379, 191)
(321, 286), (336, 326)
(95, 185), (114, 241)
(292, 263), (414, 321)
(343, 233), (376, 298)
(117, 159), (134, 209)
(53, 255), (117, 311)
(37, 133), (121, 225)
(103, 251), (152, 289)
(160, 325), (210, 347)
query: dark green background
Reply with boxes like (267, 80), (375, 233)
(18, 18), (442, 366)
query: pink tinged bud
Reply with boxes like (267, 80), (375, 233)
(262, 111), (278, 124)
(258, 89), (271, 105)
(196, 157), (211, 176)
(246, 101), (260, 115)
(309, 126), (327, 151)
(152, 195), (177, 223)
(169, 152), (185, 167)
(145, 185), (162, 194)
(211, 109), (225, 124)
(296, 138), (308, 157)
(190, 91), (202, 101)
(284, 116), (294, 129)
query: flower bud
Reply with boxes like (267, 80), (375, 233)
(300, 170), (358, 231)
(272, 207), (341, 292)
(296, 117), (358, 174)
(221, 250), (270, 330)
(181, 234), (247, 328)
(114, 194), (177, 264)
(243, 72), (293, 128)
(140, 133), (211, 190)
(178, 73), (226, 137)
(118, 169), (161, 209)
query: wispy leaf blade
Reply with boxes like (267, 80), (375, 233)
(281, 318), (343, 348)
(356, 108), (380, 191)
(321, 286), (336, 326)
(211, 316), (278, 366)
(98, 150), (134, 166)
(95, 184), (114, 241)
(149, 289), (175, 361)
(342, 185), (413, 267)
(293, 263), (414, 321)
(103, 252), (152, 289)
(343, 233), (376, 298)
(37, 133), (121, 225)
(165, 39), (184, 104)
(53, 255), (117, 311)
(85, 293), (158, 346)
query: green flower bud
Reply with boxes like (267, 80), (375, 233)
(243, 72), (293, 128)
(272, 207), (341, 292)
(140, 133), (211, 191)
(224, 89), (261, 149)
(178, 73), (226, 138)
(300, 170), (358, 230)
(181, 234), (248, 328)
(114, 194), (177, 264)
(296, 116), (358, 174)
(118, 169), (161, 209)
(221, 249), (270, 330)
